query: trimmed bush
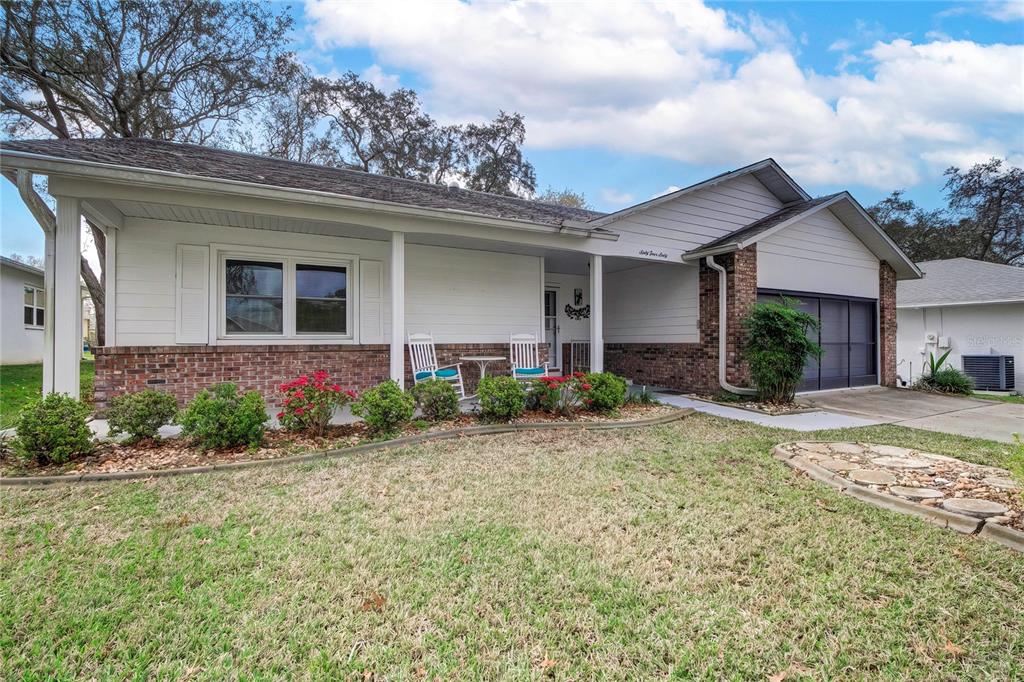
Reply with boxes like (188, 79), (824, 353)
(107, 389), (178, 442)
(14, 393), (94, 464)
(411, 378), (460, 422)
(477, 375), (527, 422)
(176, 383), (267, 451)
(278, 371), (356, 438)
(915, 350), (973, 395)
(352, 380), (415, 435)
(742, 299), (822, 403)
(584, 372), (628, 412)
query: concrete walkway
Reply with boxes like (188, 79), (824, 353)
(652, 393), (885, 431)
(797, 387), (1023, 443)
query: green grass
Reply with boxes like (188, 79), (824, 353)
(2, 416), (1022, 679)
(972, 391), (1024, 405)
(0, 361), (94, 428)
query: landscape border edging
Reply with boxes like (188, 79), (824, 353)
(774, 441), (1019, 551)
(1, 408), (693, 487)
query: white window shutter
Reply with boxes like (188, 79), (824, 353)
(360, 260), (384, 343)
(176, 245), (209, 344)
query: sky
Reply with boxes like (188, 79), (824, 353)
(2, 0), (1023, 261)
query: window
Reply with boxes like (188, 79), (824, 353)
(219, 252), (352, 340)
(24, 285), (43, 328)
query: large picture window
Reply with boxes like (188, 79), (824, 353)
(23, 285), (44, 328)
(219, 251), (352, 340)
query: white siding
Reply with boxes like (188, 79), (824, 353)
(405, 245), (541, 343)
(1, 265), (44, 364)
(757, 208), (880, 299)
(897, 303), (1024, 389)
(608, 175), (783, 256)
(605, 263), (699, 343)
(114, 218), (541, 347)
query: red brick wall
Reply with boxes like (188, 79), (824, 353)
(879, 261), (898, 387)
(94, 342), (546, 409)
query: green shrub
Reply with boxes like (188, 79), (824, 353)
(742, 299), (822, 403)
(277, 371), (355, 438)
(352, 380), (415, 435)
(411, 378), (460, 421)
(584, 372), (628, 412)
(914, 351), (973, 395)
(176, 383), (267, 451)
(107, 389), (178, 442)
(477, 375), (526, 422)
(625, 386), (658, 406)
(14, 393), (94, 464)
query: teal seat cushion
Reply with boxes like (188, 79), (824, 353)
(515, 367), (546, 376)
(416, 368), (458, 381)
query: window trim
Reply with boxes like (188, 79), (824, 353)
(211, 244), (358, 344)
(23, 284), (44, 329)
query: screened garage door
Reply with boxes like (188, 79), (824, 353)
(757, 290), (878, 392)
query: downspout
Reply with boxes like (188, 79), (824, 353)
(705, 256), (757, 396)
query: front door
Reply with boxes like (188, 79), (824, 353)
(544, 290), (559, 369)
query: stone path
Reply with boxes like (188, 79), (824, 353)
(775, 441), (1023, 553)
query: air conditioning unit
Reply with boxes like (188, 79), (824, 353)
(962, 355), (1015, 391)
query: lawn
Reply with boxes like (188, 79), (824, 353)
(0, 361), (94, 428)
(2, 415), (1021, 679)
(972, 391), (1024, 405)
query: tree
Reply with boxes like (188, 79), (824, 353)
(536, 187), (591, 210)
(6, 253), (44, 268)
(463, 111), (536, 196)
(1, 0), (294, 343)
(944, 159), (1024, 265)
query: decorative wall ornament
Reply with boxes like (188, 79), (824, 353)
(574, 288), (584, 306)
(564, 303), (590, 320)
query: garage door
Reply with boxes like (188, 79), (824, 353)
(757, 290), (878, 392)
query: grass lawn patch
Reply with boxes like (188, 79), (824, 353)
(972, 392), (1024, 405)
(0, 361), (94, 428)
(2, 415), (1021, 678)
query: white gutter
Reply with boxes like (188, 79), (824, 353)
(705, 256), (757, 396)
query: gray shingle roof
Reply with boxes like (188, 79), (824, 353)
(0, 138), (606, 226)
(688, 193), (843, 252)
(897, 258), (1024, 307)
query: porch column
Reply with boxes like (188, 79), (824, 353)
(42, 230), (55, 392)
(50, 196), (82, 398)
(390, 231), (406, 388)
(589, 254), (604, 373)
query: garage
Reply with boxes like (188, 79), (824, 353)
(758, 289), (878, 392)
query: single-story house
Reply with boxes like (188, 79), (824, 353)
(0, 138), (920, 406)
(0, 255), (93, 365)
(897, 258), (1023, 391)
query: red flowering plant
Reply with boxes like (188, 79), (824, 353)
(530, 372), (593, 416)
(277, 370), (357, 438)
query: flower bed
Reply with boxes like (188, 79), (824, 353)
(0, 403), (677, 478)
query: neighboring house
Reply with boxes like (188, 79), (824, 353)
(0, 255), (46, 364)
(0, 138), (920, 405)
(0, 255), (95, 365)
(897, 258), (1024, 391)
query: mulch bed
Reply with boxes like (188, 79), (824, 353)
(691, 394), (811, 416)
(1, 403), (676, 478)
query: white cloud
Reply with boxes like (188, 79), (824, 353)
(361, 64), (400, 92)
(652, 185), (682, 199)
(305, 1), (1024, 190)
(828, 39), (853, 52)
(600, 188), (636, 205)
(983, 1), (1024, 21)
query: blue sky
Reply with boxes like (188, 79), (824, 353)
(3, 0), (1022, 261)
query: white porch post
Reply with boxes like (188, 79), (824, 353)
(390, 231), (406, 388)
(51, 196), (82, 398)
(42, 230), (56, 392)
(589, 254), (604, 373)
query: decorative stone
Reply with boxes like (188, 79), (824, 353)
(982, 476), (1021, 491)
(870, 456), (933, 470)
(870, 444), (915, 458)
(796, 442), (833, 454)
(818, 458), (857, 472)
(848, 469), (897, 486)
(941, 498), (1009, 518)
(889, 486), (944, 501)
(830, 443), (865, 455)
(918, 452), (960, 463)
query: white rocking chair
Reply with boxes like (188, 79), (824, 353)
(509, 333), (550, 381)
(408, 332), (466, 398)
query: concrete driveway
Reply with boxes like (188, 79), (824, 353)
(797, 387), (1023, 443)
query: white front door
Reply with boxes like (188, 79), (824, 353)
(544, 289), (559, 368)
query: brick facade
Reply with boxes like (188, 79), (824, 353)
(94, 342), (544, 410)
(878, 261), (898, 387)
(603, 247), (757, 393)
